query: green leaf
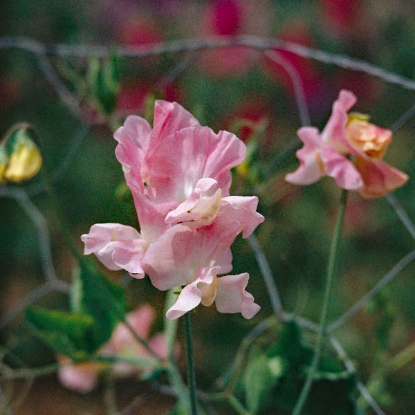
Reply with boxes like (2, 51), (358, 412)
(267, 320), (313, 368)
(25, 307), (96, 359)
(168, 403), (190, 415)
(88, 52), (120, 115)
(244, 347), (277, 414)
(78, 262), (127, 347)
(246, 320), (359, 414)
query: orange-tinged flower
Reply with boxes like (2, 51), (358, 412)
(286, 90), (409, 198)
(346, 113), (391, 159)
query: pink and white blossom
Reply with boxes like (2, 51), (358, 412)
(82, 100), (263, 319)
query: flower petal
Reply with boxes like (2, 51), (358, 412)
(320, 146), (364, 190)
(81, 223), (147, 277)
(151, 100), (200, 142)
(285, 127), (325, 185)
(219, 196), (264, 238)
(142, 126), (246, 204)
(166, 267), (219, 319)
(354, 156), (409, 199)
(216, 273), (260, 319)
(165, 178), (221, 227)
(57, 359), (100, 394)
(322, 89), (357, 153)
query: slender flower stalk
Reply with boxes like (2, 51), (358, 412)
(184, 312), (198, 415)
(292, 189), (348, 415)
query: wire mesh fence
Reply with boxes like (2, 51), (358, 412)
(1, 10), (415, 415)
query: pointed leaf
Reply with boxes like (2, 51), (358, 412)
(79, 262), (127, 347)
(25, 307), (96, 359)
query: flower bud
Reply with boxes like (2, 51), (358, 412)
(0, 125), (42, 184)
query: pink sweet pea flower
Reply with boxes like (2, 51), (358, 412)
(82, 100), (263, 319)
(57, 305), (172, 393)
(286, 90), (408, 198)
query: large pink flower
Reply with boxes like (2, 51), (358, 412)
(82, 100), (263, 319)
(286, 90), (408, 198)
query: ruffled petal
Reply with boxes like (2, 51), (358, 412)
(166, 267), (219, 319)
(165, 178), (221, 227)
(219, 196), (264, 238)
(320, 146), (364, 190)
(354, 156), (409, 199)
(322, 90), (357, 153)
(142, 126), (246, 204)
(216, 273), (260, 319)
(144, 224), (228, 290)
(285, 127), (325, 185)
(151, 100), (200, 143)
(81, 223), (147, 277)
(114, 116), (151, 194)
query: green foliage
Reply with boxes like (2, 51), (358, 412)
(168, 403), (189, 415)
(77, 262), (127, 346)
(87, 52), (120, 115)
(366, 289), (397, 352)
(25, 308), (95, 360)
(242, 321), (358, 414)
(26, 261), (127, 359)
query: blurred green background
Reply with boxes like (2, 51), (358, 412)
(1, 0), (415, 414)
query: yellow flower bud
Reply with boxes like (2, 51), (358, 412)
(0, 125), (43, 184)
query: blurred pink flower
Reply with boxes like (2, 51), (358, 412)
(82, 100), (263, 319)
(197, 0), (270, 77)
(319, 0), (363, 37)
(57, 305), (170, 393)
(286, 90), (408, 198)
(264, 22), (325, 106)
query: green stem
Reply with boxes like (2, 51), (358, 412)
(163, 289), (194, 413)
(228, 395), (250, 415)
(292, 189), (348, 415)
(388, 341), (415, 374)
(0, 363), (60, 381)
(184, 312), (198, 415)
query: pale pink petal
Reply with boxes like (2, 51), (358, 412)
(285, 127), (325, 185)
(320, 146), (364, 190)
(166, 267), (219, 319)
(148, 333), (170, 359)
(166, 283), (203, 320)
(142, 126), (246, 204)
(144, 224), (228, 290)
(145, 196), (263, 290)
(355, 157), (409, 199)
(165, 178), (221, 227)
(114, 115), (151, 195)
(129, 191), (174, 244)
(219, 196), (264, 238)
(104, 305), (156, 353)
(216, 273), (260, 319)
(322, 90), (357, 153)
(57, 361), (99, 394)
(81, 223), (147, 277)
(215, 248), (233, 275)
(151, 100), (200, 143)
